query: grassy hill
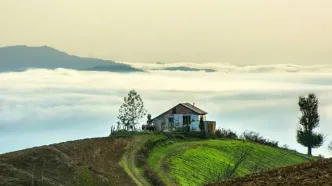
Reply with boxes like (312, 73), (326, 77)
(147, 137), (312, 186)
(0, 133), (315, 186)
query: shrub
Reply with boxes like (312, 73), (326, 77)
(184, 131), (203, 138)
(75, 168), (94, 186)
(241, 130), (279, 147)
(143, 165), (165, 186)
(135, 136), (172, 186)
(142, 124), (154, 131)
(282, 144), (290, 150)
(215, 128), (238, 139)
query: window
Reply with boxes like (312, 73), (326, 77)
(183, 116), (191, 125)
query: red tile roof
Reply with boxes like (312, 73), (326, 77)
(152, 102), (208, 121)
(181, 103), (208, 115)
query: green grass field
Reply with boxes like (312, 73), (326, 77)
(148, 138), (311, 186)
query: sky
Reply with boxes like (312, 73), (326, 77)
(1, 68), (332, 157)
(1, 0), (332, 64)
(0, 0), (332, 157)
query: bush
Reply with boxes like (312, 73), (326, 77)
(143, 165), (165, 186)
(142, 124), (154, 131)
(135, 136), (173, 186)
(184, 131), (206, 139)
(282, 144), (290, 150)
(241, 130), (279, 147)
(109, 129), (149, 137)
(215, 128), (238, 139)
(76, 168), (94, 186)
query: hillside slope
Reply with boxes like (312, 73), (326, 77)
(206, 158), (332, 186)
(0, 134), (315, 186)
(148, 139), (311, 186)
(0, 137), (136, 186)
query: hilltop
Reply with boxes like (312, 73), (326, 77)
(0, 45), (141, 72)
(0, 132), (319, 186)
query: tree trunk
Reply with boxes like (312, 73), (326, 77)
(307, 146), (312, 156)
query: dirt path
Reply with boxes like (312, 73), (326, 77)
(120, 136), (151, 186)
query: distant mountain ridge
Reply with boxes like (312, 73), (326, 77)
(158, 66), (216, 72)
(0, 45), (142, 72)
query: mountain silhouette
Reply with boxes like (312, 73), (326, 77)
(0, 45), (142, 72)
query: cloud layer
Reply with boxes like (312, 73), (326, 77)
(1, 68), (332, 156)
(122, 61), (332, 73)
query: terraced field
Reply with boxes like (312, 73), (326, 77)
(148, 139), (311, 186)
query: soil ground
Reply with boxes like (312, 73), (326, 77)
(0, 137), (136, 186)
(206, 158), (332, 186)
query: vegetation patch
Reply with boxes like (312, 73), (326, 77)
(148, 139), (312, 186)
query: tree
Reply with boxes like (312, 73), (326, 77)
(296, 93), (324, 156)
(199, 117), (205, 132)
(328, 141), (332, 153)
(117, 90), (147, 131)
(147, 114), (153, 125)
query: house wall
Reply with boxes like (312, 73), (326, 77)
(190, 114), (199, 131)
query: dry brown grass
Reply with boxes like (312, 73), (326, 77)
(0, 137), (136, 186)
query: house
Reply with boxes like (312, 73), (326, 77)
(152, 102), (216, 132)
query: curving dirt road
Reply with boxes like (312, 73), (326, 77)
(120, 136), (152, 186)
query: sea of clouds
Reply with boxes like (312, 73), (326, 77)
(1, 63), (332, 156)
(123, 61), (332, 73)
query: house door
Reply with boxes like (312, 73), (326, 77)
(183, 115), (191, 131)
(168, 117), (174, 130)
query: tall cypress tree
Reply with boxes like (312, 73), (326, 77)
(296, 93), (324, 156)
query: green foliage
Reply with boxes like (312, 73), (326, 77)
(135, 135), (174, 186)
(117, 90), (147, 131)
(147, 114), (153, 125)
(297, 93), (324, 156)
(199, 117), (205, 132)
(241, 130), (278, 147)
(148, 139), (311, 186)
(110, 125), (116, 136)
(76, 168), (94, 186)
(109, 129), (150, 137)
(215, 128), (238, 139)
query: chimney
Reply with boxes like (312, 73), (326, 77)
(193, 102), (195, 107)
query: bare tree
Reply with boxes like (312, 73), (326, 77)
(117, 90), (147, 131)
(201, 144), (252, 184)
(222, 144), (252, 179)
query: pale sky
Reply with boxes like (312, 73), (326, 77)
(1, 0), (332, 65)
